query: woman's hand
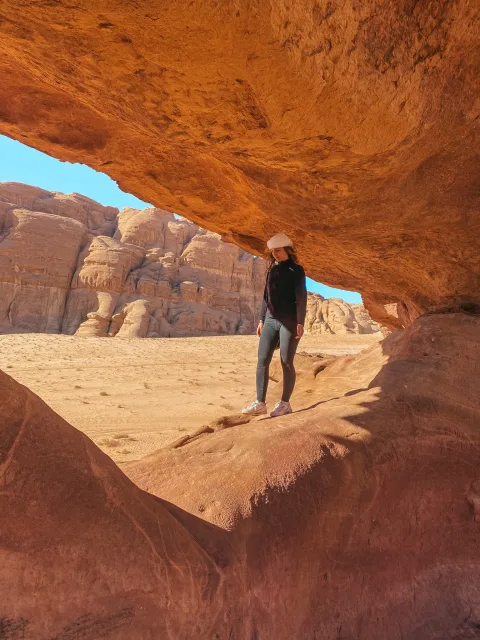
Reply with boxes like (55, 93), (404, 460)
(257, 321), (264, 337)
(296, 324), (304, 340)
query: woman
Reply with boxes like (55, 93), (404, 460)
(242, 233), (307, 417)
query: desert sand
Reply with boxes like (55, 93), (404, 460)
(0, 332), (380, 463)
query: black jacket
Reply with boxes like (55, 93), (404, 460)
(259, 258), (307, 329)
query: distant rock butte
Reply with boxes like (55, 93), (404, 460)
(0, 182), (379, 337)
(306, 293), (381, 334)
(0, 182), (264, 337)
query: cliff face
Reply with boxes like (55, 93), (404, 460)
(306, 293), (381, 334)
(0, 182), (379, 337)
(0, 183), (265, 337)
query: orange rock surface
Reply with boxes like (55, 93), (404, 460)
(0, 3), (479, 638)
(0, 1), (478, 322)
(1, 313), (480, 638)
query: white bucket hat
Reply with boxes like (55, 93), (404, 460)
(267, 233), (293, 250)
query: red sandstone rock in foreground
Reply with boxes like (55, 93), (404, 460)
(1, 312), (479, 639)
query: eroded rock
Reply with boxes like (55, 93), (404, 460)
(0, 2), (478, 320)
(306, 292), (381, 334)
(0, 182), (379, 337)
(0, 183), (265, 337)
(1, 313), (479, 638)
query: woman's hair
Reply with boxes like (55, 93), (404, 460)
(266, 245), (299, 270)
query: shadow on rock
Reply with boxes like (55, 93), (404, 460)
(2, 313), (480, 639)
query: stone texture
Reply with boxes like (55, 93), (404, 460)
(306, 292), (381, 334)
(0, 206), (87, 333)
(0, 182), (378, 337)
(1, 313), (479, 639)
(0, 4), (478, 636)
(0, 1), (479, 324)
(0, 183), (266, 337)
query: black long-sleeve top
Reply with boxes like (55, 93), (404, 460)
(259, 257), (307, 330)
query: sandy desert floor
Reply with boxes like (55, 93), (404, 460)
(0, 332), (381, 463)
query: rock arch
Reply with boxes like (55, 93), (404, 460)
(0, 2), (480, 638)
(0, 0), (478, 324)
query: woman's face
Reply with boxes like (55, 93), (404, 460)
(271, 246), (289, 262)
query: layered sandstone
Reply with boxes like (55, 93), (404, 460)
(0, 183), (379, 337)
(306, 292), (381, 334)
(0, 1), (478, 323)
(0, 182), (265, 337)
(1, 313), (479, 639)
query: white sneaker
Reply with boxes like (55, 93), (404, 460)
(242, 400), (267, 415)
(270, 401), (292, 417)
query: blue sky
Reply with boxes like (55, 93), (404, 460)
(0, 135), (361, 302)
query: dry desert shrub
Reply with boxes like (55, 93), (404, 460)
(98, 434), (137, 448)
(98, 438), (119, 448)
(113, 433), (137, 442)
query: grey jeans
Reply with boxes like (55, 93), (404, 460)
(256, 314), (299, 404)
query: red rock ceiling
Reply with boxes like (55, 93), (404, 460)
(0, 1), (478, 324)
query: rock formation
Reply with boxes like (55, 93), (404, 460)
(0, 182), (379, 337)
(0, 2), (479, 637)
(306, 293), (381, 334)
(0, 182), (265, 337)
(1, 312), (479, 639)
(0, 1), (478, 324)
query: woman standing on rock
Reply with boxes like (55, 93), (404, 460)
(242, 233), (307, 418)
